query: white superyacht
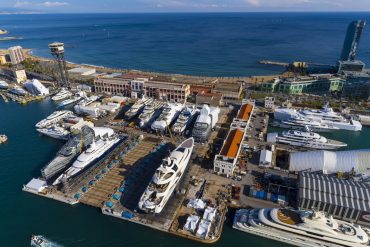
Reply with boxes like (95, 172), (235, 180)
(52, 88), (72, 101)
(271, 115), (340, 132)
(233, 208), (369, 247)
(139, 137), (194, 214)
(138, 101), (165, 128)
(57, 91), (85, 108)
(35, 110), (73, 128)
(299, 103), (362, 131)
(53, 128), (120, 185)
(172, 105), (198, 134)
(267, 128), (347, 150)
(125, 97), (153, 120)
(151, 102), (184, 132)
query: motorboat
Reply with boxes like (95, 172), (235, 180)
(138, 101), (164, 128)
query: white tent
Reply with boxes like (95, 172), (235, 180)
(289, 150), (370, 174)
(183, 215), (200, 233)
(203, 206), (217, 221)
(187, 199), (206, 209)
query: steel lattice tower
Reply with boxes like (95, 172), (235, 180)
(49, 42), (70, 87)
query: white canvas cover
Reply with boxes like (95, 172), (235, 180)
(289, 150), (370, 174)
(187, 199), (206, 209)
(203, 206), (217, 221)
(183, 214), (200, 232)
(196, 219), (211, 239)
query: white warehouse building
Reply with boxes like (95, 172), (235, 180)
(289, 150), (370, 174)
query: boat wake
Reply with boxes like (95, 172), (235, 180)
(30, 235), (63, 247)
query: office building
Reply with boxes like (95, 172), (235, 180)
(8, 46), (25, 65)
(340, 20), (366, 61)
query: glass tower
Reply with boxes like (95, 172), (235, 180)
(340, 20), (366, 61)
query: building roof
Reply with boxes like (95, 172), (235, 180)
(299, 172), (370, 212)
(289, 150), (370, 174)
(220, 128), (244, 158)
(213, 82), (242, 93)
(236, 103), (253, 121)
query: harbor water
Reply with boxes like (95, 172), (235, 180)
(0, 13), (370, 76)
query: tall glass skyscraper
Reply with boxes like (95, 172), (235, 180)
(340, 20), (366, 61)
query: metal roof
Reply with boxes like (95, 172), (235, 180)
(220, 128), (244, 159)
(299, 172), (370, 212)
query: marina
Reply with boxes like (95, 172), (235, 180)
(0, 13), (369, 247)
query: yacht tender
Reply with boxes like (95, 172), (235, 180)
(139, 137), (194, 213)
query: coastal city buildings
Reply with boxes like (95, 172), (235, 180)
(8, 46), (25, 65)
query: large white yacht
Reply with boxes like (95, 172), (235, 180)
(76, 95), (100, 107)
(37, 125), (70, 140)
(57, 91), (85, 108)
(192, 105), (220, 143)
(52, 88), (72, 101)
(35, 110), (73, 128)
(125, 97), (153, 120)
(299, 103), (362, 131)
(271, 115), (340, 132)
(274, 104), (362, 131)
(172, 105), (198, 134)
(267, 129), (347, 150)
(53, 128), (120, 185)
(151, 102), (184, 132)
(233, 208), (369, 247)
(139, 138), (194, 214)
(138, 101), (165, 128)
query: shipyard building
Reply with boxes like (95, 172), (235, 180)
(213, 102), (254, 177)
(298, 172), (370, 226)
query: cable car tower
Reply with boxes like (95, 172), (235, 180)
(49, 42), (69, 87)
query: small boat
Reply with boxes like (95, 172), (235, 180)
(0, 134), (7, 144)
(30, 235), (50, 247)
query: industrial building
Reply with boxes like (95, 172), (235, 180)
(94, 75), (190, 102)
(214, 102), (254, 177)
(298, 172), (370, 226)
(8, 46), (25, 65)
(289, 149), (370, 174)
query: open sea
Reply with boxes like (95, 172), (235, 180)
(0, 12), (370, 246)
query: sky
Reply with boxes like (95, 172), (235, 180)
(0, 0), (370, 13)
